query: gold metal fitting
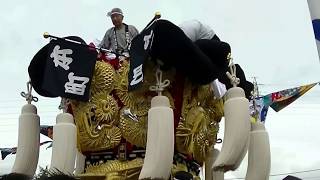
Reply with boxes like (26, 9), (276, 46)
(43, 32), (49, 39)
(155, 11), (161, 18)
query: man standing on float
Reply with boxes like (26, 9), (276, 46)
(99, 8), (139, 57)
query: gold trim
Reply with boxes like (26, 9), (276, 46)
(119, 107), (147, 148)
(91, 61), (116, 96)
(84, 158), (143, 180)
(176, 81), (223, 162)
(91, 92), (119, 125)
(74, 103), (121, 152)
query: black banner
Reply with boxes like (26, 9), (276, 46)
(29, 37), (97, 101)
(128, 22), (156, 90)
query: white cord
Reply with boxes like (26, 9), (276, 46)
(149, 68), (170, 95)
(20, 80), (38, 104)
(226, 57), (240, 87)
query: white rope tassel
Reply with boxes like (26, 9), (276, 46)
(50, 98), (77, 174)
(139, 69), (174, 179)
(233, 136), (249, 170)
(12, 81), (40, 176)
(245, 121), (271, 180)
(148, 68), (170, 95)
(74, 150), (86, 175)
(205, 148), (224, 180)
(213, 60), (251, 172)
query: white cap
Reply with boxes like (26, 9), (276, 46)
(107, 8), (123, 17)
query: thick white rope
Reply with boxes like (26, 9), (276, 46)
(20, 80), (38, 104)
(149, 68), (170, 95)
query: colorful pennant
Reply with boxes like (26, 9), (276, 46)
(249, 82), (319, 123)
(249, 97), (269, 123)
(263, 83), (318, 112)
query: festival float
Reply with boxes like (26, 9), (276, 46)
(10, 13), (273, 180)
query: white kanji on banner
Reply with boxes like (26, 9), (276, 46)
(64, 72), (89, 95)
(130, 64), (143, 86)
(50, 45), (73, 70)
(143, 30), (154, 50)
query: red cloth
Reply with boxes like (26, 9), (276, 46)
(170, 72), (185, 131)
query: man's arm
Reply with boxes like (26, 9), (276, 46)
(99, 29), (112, 49)
(129, 25), (139, 38)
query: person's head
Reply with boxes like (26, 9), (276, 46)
(107, 8), (124, 28)
(46, 174), (77, 180)
(34, 170), (77, 180)
(0, 173), (30, 180)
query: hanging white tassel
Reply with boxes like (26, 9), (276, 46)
(245, 121), (271, 180)
(213, 62), (251, 172)
(12, 81), (40, 177)
(205, 148), (224, 180)
(74, 150), (86, 175)
(50, 98), (77, 174)
(139, 69), (174, 179)
(205, 147), (214, 180)
(12, 104), (40, 176)
(233, 136), (249, 170)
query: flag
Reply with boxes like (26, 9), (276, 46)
(40, 125), (53, 148)
(46, 143), (53, 150)
(249, 97), (269, 123)
(1, 148), (13, 160)
(40, 140), (53, 149)
(29, 36), (97, 101)
(0, 148), (16, 160)
(39, 141), (52, 146)
(283, 175), (302, 180)
(0, 141), (52, 160)
(307, 0), (320, 60)
(263, 83), (318, 112)
(1, 150), (12, 160)
(128, 20), (156, 90)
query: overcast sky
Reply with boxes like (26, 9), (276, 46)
(1, 0), (320, 179)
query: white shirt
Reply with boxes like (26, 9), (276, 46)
(179, 20), (216, 42)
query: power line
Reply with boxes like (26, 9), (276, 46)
(303, 176), (320, 179)
(270, 168), (320, 176)
(0, 104), (60, 108)
(225, 168), (320, 179)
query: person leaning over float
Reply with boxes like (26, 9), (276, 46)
(179, 19), (253, 99)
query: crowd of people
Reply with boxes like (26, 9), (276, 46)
(0, 173), (77, 180)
